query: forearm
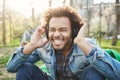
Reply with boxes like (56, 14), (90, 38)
(75, 38), (93, 56)
(7, 48), (30, 72)
(22, 43), (37, 55)
(87, 49), (120, 80)
(7, 47), (40, 72)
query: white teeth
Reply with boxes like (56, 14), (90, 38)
(54, 40), (63, 43)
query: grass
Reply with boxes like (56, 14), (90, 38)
(0, 78), (15, 80)
(0, 56), (10, 67)
(0, 39), (120, 68)
(100, 39), (120, 47)
(0, 46), (16, 80)
(0, 38), (20, 48)
(0, 38), (120, 80)
(97, 39), (120, 53)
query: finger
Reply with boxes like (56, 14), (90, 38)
(42, 39), (49, 45)
(38, 26), (45, 29)
(77, 23), (87, 37)
(39, 38), (49, 47)
(81, 24), (87, 36)
(36, 26), (45, 35)
(80, 22), (84, 27)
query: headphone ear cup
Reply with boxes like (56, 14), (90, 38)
(45, 26), (49, 39)
(73, 28), (77, 39)
(72, 25), (80, 39)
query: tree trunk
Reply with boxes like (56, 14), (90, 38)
(69, 0), (73, 7)
(2, 0), (6, 45)
(48, 0), (52, 7)
(63, 0), (66, 6)
(112, 0), (120, 46)
(9, 13), (13, 43)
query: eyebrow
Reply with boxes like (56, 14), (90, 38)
(49, 26), (68, 28)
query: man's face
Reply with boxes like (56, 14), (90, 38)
(48, 17), (72, 51)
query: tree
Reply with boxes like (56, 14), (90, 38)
(112, 0), (120, 45)
(2, 0), (6, 45)
(69, 0), (73, 7)
(62, 0), (66, 6)
(86, 0), (93, 37)
(48, 0), (52, 7)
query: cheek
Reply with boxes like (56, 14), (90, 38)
(65, 32), (72, 38)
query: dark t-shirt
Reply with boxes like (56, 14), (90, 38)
(55, 51), (79, 80)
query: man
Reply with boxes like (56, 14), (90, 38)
(7, 6), (120, 80)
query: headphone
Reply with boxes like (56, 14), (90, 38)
(45, 25), (49, 40)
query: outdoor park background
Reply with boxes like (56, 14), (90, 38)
(0, 0), (120, 80)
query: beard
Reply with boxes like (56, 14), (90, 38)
(53, 38), (73, 53)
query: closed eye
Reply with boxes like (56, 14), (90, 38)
(61, 29), (67, 31)
(60, 27), (67, 32)
(49, 28), (55, 32)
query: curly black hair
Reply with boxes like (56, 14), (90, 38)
(40, 6), (83, 40)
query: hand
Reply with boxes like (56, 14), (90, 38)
(74, 22), (87, 43)
(74, 22), (93, 55)
(29, 26), (48, 49)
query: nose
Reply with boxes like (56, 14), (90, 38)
(53, 31), (61, 38)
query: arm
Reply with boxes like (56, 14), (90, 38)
(74, 23), (93, 56)
(74, 23), (120, 80)
(6, 47), (41, 72)
(7, 26), (48, 72)
(22, 26), (48, 54)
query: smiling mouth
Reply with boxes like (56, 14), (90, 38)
(53, 39), (63, 45)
